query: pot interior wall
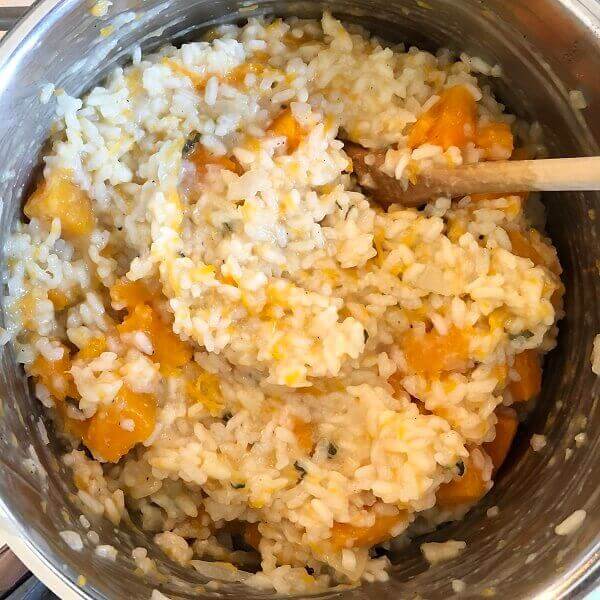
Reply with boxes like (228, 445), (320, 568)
(0, 1), (598, 599)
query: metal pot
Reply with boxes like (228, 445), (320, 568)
(0, 0), (598, 598)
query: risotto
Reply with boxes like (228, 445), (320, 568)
(3, 14), (564, 593)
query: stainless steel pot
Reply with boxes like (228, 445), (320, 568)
(0, 1), (598, 598)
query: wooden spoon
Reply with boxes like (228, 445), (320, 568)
(345, 142), (600, 207)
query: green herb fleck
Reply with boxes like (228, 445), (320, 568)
(509, 330), (534, 341)
(222, 411), (233, 423)
(231, 482), (245, 489)
(456, 460), (465, 477)
(294, 461), (306, 479)
(183, 132), (202, 156)
(327, 442), (338, 458)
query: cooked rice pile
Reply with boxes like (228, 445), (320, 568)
(4, 14), (563, 593)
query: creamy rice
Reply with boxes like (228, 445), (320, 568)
(4, 14), (563, 593)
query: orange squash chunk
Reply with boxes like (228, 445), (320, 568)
(48, 287), (80, 311)
(117, 304), (192, 371)
(76, 336), (107, 361)
(470, 191), (527, 204)
(147, 313), (192, 372)
(24, 171), (95, 238)
(268, 108), (302, 151)
(437, 455), (488, 507)
(509, 229), (561, 277)
(292, 418), (314, 454)
(507, 229), (544, 265)
(470, 192), (504, 202)
(162, 58), (209, 89)
(117, 303), (154, 335)
(29, 346), (90, 437)
(229, 62), (267, 87)
(186, 371), (223, 416)
(402, 326), (470, 378)
(408, 86), (477, 150)
(188, 144), (241, 177)
(330, 513), (404, 550)
(387, 370), (404, 397)
(484, 406), (518, 471)
(19, 291), (39, 329)
(509, 350), (541, 403)
(84, 386), (156, 462)
(110, 278), (154, 310)
(476, 122), (514, 160)
(29, 346), (77, 402)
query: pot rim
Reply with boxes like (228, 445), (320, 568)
(0, 1), (599, 599)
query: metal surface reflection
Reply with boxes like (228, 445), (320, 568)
(0, 1), (598, 598)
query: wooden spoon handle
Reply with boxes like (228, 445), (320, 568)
(345, 142), (600, 206)
(409, 157), (600, 203)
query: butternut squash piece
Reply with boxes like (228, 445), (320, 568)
(292, 418), (314, 454)
(188, 144), (241, 176)
(29, 346), (77, 401)
(162, 58), (209, 88)
(476, 122), (514, 160)
(330, 513), (404, 550)
(24, 170), (95, 238)
(268, 108), (302, 151)
(509, 350), (541, 403)
(110, 278), (153, 310)
(19, 291), (38, 329)
(186, 371), (223, 416)
(117, 304), (192, 372)
(228, 62), (267, 87)
(408, 86), (477, 150)
(117, 303), (154, 335)
(84, 386), (156, 462)
(402, 326), (470, 378)
(507, 229), (544, 266)
(48, 287), (80, 311)
(76, 336), (107, 361)
(387, 370), (403, 396)
(484, 407), (518, 471)
(437, 456), (488, 507)
(30, 348), (88, 438)
(470, 192), (527, 204)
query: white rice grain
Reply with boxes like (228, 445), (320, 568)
(530, 434), (547, 452)
(39, 83), (55, 104)
(592, 334), (600, 375)
(555, 510), (586, 536)
(569, 89), (587, 110)
(36, 419), (49, 445)
(60, 531), (83, 551)
(95, 545), (118, 560)
(421, 540), (466, 565)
